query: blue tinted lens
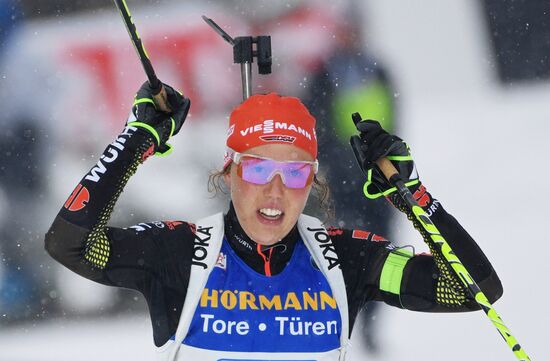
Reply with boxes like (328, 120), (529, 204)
(240, 158), (272, 185)
(239, 156), (313, 188)
(282, 163), (312, 188)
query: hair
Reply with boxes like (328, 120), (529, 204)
(207, 164), (334, 222)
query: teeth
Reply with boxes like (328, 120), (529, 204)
(259, 208), (282, 217)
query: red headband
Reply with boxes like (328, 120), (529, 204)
(226, 93), (317, 164)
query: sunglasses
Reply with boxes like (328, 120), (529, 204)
(232, 152), (319, 189)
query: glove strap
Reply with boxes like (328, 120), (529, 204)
(155, 143), (173, 157)
(134, 97), (156, 107)
(128, 121), (160, 145)
(128, 117), (176, 157)
(362, 169), (419, 199)
(386, 154), (413, 162)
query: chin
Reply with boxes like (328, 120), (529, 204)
(253, 231), (282, 246)
(251, 224), (288, 245)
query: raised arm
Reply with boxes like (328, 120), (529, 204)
(337, 118), (502, 314)
(45, 82), (191, 288)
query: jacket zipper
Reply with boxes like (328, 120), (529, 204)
(256, 244), (274, 277)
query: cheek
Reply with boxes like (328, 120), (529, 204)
(230, 172), (251, 198)
(230, 172), (257, 212)
(288, 187), (312, 212)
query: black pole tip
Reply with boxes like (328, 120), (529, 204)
(352, 112), (362, 125)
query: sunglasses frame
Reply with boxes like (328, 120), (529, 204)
(231, 151), (319, 188)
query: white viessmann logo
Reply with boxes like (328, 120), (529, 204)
(240, 119), (312, 140)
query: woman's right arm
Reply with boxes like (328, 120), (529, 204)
(45, 82), (191, 289)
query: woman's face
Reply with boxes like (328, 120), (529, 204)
(224, 143), (314, 245)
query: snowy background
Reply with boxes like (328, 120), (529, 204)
(0, 0), (548, 360)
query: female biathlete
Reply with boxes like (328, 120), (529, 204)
(45, 82), (502, 360)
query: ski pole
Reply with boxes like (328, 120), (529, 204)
(351, 112), (530, 361)
(113, 0), (171, 112)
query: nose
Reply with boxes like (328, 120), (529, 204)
(264, 173), (285, 198)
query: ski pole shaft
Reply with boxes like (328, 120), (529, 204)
(113, 0), (171, 112)
(370, 140), (530, 360)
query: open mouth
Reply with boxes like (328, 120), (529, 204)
(258, 208), (284, 221)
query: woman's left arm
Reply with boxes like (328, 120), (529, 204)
(341, 118), (503, 312)
(333, 189), (502, 314)
(389, 189), (502, 312)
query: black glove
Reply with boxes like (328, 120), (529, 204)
(349, 114), (419, 199)
(127, 81), (190, 155)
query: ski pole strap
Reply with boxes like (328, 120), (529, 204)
(362, 169), (419, 199)
(380, 248), (413, 304)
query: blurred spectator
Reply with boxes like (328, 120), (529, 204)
(303, 12), (398, 353)
(0, 0), (52, 323)
(0, 0), (19, 47)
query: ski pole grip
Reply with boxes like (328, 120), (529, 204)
(376, 157), (399, 181)
(151, 82), (172, 113)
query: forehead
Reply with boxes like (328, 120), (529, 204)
(244, 144), (314, 162)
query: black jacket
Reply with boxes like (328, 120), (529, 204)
(45, 125), (502, 347)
